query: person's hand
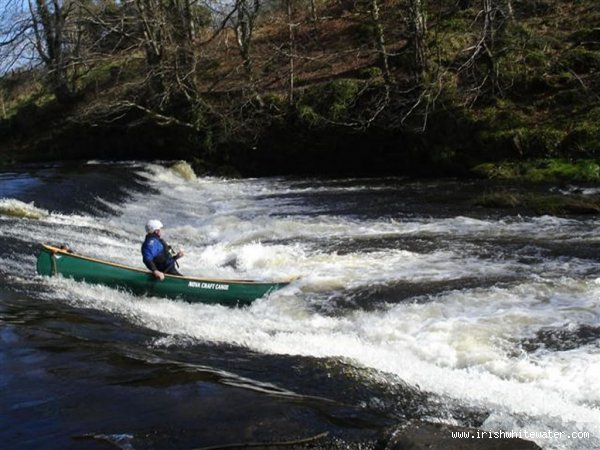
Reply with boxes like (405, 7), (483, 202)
(153, 270), (165, 281)
(176, 249), (185, 259)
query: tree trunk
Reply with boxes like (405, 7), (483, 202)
(408, 0), (427, 79)
(482, 0), (498, 93)
(134, 0), (165, 102)
(0, 92), (6, 118)
(287, 0), (295, 104)
(369, 0), (392, 84)
(134, 0), (199, 106)
(504, 0), (514, 21)
(184, 0), (195, 40)
(234, 0), (260, 83)
(310, 0), (318, 22)
(30, 0), (75, 103)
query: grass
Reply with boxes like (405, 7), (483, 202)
(472, 159), (600, 183)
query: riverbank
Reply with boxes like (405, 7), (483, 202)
(1, 1), (598, 178)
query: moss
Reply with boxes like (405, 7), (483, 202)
(514, 0), (557, 16)
(557, 48), (600, 73)
(477, 126), (566, 160)
(76, 56), (143, 93)
(262, 93), (287, 110)
(549, 88), (590, 107)
(476, 192), (600, 215)
(523, 50), (549, 68)
(586, 106), (600, 121)
(569, 28), (600, 50)
(560, 123), (600, 157)
(297, 79), (363, 124)
(297, 104), (321, 126)
(78, 63), (117, 88)
(476, 191), (522, 208)
(517, 128), (566, 157)
(429, 29), (474, 67)
(526, 194), (600, 215)
(441, 12), (472, 33)
(472, 162), (520, 179)
(472, 159), (600, 182)
(357, 66), (383, 80)
(3, 89), (54, 119)
(553, 71), (576, 85)
(479, 105), (528, 130)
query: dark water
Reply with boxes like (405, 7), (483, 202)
(1, 162), (599, 450)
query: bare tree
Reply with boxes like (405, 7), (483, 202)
(30, 0), (70, 99)
(286, 0), (295, 104)
(457, 0), (512, 99)
(408, 0), (427, 79)
(232, 0), (260, 82)
(0, 0), (124, 103)
(368, 0), (392, 84)
(0, 0), (78, 102)
(504, 0), (514, 21)
(0, 0), (35, 73)
(309, 0), (318, 22)
(133, 0), (198, 108)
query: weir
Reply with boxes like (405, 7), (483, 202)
(1, 161), (599, 450)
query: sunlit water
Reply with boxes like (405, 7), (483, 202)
(1, 161), (599, 449)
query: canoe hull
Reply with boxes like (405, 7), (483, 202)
(36, 245), (290, 305)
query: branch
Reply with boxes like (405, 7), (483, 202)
(197, 3), (241, 47)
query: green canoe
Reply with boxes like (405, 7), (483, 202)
(36, 244), (293, 305)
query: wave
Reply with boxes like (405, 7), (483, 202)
(170, 160), (197, 181)
(7, 161), (600, 449)
(38, 275), (600, 450)
(0, 198), (49, 219)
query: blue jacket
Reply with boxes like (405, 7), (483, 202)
(142, 234), (175, 272)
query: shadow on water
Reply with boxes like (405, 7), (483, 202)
(317, 277), (519, 312)
(2, 163), (598, 450)
(0, 162), (153, 216)
(2, 287), (479, 450)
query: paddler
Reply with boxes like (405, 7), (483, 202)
(141, 219), (184, 280)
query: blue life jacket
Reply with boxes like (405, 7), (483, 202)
(141, 234), (175, 272)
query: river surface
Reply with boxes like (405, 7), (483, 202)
(1, 161), (599, 450)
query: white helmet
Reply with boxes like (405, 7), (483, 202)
(145, 219), (164, 233)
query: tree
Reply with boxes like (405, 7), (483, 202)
(456, 0), (512, 100)
(408, 0), (426, 79)
(0, 0), (130, 103)
(31, 0), (98, 102)
(368, 0), (392, 84)
(0, 0), (78, 102)
(133, 0), (199, 108)
(285, 0), (295, 104)
(232, 0), (260, 82)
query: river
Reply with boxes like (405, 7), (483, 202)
(1, 161), (599, 450)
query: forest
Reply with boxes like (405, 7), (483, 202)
(0, 0), (599, 178)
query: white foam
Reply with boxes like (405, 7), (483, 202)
(39, 275), (600, 448)
(0, 198), (49, 219)
(12, 163), (600, 449)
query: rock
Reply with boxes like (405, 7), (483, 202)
(376, 421), (542, 450)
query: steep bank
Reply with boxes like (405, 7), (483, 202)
(0, 0), (598, 177)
